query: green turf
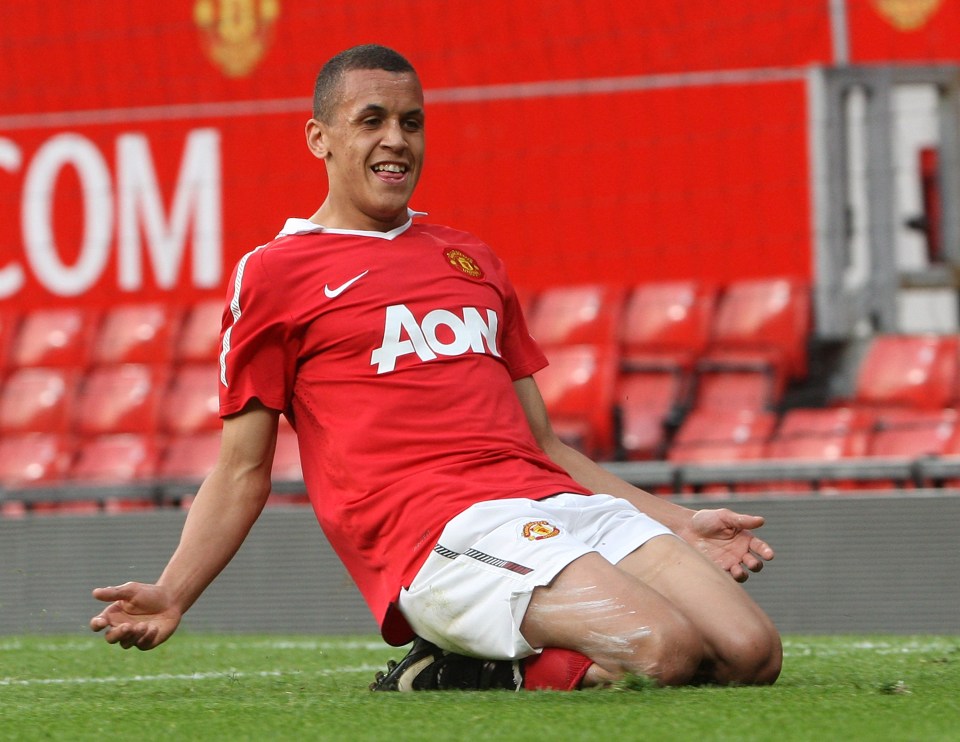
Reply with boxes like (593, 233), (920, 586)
(2, 634), (958, 741)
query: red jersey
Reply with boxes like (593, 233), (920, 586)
(218, 213), (589, 644)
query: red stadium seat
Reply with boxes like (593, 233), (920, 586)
(9, 307), (98, 369)
(616, 369), (689, 460)
(0, 433), (73, 488)
(867, 408), (957, 458)
(691, 368), (779, 411)
(700, 278), (811, 384)
(91, 302), (180, 366)
(852, 334), (960, 409)
(159, 430), (221, 482)
(527, 284), (626, 347)
(70, 433), (158, 483)
(161, 363), (221, 435)
(175, 298), (225, 364)
(765, 407), (874, 460)
(535, 344), (618, 458)
(621, 281), (717, 370)
(73, 364), (167, 435)
(0, 367), (78, 434)
(745, 407), (875, 493)
(668, 408), (775, 463)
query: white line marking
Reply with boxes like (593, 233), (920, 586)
(0, 639), (391, 653)
(0, 67), (809, 131)
(781, 638), (959, 658)
(0, 664), (384, 688)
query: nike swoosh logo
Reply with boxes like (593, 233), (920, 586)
(324, 270), (369, 298)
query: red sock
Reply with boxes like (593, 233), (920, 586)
(522, 648), (593, 691)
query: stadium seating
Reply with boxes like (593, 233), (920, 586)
(158, 430), (221, 483)
(160, 422), (306, 508)
(91, 302), (180, 366)
(690, 368), (779, 411)
(8, 307), (98, 369)
(616, 369), (688, 460)
(765, 407), (874, 460)
(667, 408), (776, 463)
(666, 408), (776, 494)
(535, 344), (618, 458)
(70, 433), (159, 484)
(867, 407), (957, 458)
(527, 284), (626, 347)
(160, 363), (221, 435)
(175, 298), (224, 364)
(851, 334), (960, 409)
(0, 367), (78, 434)
(694, 278), (811, 406)
(734, 407), (876, 493)
(73, 364), (167, 435)
(0, 433), (73, 487)
(11, 286), (960, 503)
(620, 280), (717, 370)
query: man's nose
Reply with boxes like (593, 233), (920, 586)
(380, 119), (407, 149)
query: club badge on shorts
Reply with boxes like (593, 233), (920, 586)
(523, 520), (560, 541)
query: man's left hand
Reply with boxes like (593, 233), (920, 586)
(679, 508), (774, 582)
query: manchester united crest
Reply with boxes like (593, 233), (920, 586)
(522, 521), (561, 541)
(871, 0), (943, 31)
(444, 249), (485, 279)
(194, 0), (281, 78)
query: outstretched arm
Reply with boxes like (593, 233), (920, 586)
(513, 376), (773, 581)
(90, 401), (280, 649)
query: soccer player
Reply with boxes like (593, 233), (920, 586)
(90, 44), (781, 691)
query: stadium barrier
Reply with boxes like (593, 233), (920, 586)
(2, 489), (958, 636)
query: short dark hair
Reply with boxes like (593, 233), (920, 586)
(312, 44), (417, 121)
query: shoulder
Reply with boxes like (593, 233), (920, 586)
(411, 223), (503, 263)
(227, 235), (301, 305)
(232, 232), (326, 279)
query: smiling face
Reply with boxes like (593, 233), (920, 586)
(306, 68), (425, 232)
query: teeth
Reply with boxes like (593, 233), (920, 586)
(373, 163), (406, 173)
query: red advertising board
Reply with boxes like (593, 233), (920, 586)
(1, 1), (957, 310)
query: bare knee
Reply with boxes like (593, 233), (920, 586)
(713, 622), (783, 685)
(595, 617), (704, 687)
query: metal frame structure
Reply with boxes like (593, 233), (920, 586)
(808, 64), (960, 338)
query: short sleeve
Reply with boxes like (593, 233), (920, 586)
(497, 269), (548, 380)
(218, 247), (300, 416)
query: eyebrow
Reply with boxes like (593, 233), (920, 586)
(351, 103), (425, 120)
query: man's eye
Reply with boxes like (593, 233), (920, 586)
(363, 117), (382, 126)
(404, 119), (423, 131)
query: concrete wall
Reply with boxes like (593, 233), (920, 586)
(2, 492), (959, 637)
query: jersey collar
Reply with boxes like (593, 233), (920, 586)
(277, 208), (427, 241)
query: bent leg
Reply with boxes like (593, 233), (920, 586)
(520, 548), (705, 686)
(616, 535), (781, 685)
(520, 535), (781, 687)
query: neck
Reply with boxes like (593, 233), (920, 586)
(309, 201), (408, 233)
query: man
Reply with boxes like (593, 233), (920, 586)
(91, 44), (781, 691)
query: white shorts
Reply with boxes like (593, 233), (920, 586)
(397, 493), (674, 660)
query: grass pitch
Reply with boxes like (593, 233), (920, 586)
(2, 634), (958, 741)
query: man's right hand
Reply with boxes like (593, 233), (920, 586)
(90, 582), (182, 650)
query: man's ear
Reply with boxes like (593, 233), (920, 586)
(305, 118), (330, 160)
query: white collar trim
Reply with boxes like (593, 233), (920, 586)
(277, 208), (427, 240)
